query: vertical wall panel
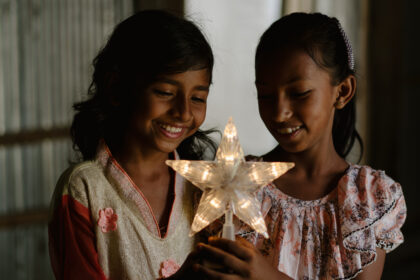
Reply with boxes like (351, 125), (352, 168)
(0, 1), (5, 135)
(0, 1), (133, 278)
(3, 0), (21, 133)
(185, 0), (280, 156)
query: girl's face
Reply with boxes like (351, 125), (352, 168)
(128, 68), (210, 155)
(256, 47), (340, 154)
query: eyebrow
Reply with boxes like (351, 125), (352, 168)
(255, 76), (310, 86)
(158, 78), (210, 91)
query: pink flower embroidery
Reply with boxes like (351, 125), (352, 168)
(159, 259), (180, 278)
(97, 207), (118, 233)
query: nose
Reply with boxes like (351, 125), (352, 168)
(172, 94), (192, 122)
(273, 95), (293, 122)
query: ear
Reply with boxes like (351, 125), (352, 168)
(334, 75), (356, 109)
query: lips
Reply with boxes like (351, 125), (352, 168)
(157, 122), (187, 139)
(160, 123), (182, 133)
(276, 125), (302, 135)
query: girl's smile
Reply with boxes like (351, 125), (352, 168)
(275, 125), (304, 142)
(276, 125), (302, 135)
(157, 122), (189, 139)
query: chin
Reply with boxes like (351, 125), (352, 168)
(156, 137), (188, 153)
(154, 129), (197, 154)
(277, 142), (307, 154)
(156, 143), (180, 154)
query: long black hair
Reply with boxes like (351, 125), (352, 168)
(71, 10), (217, 160)
(255, 12), (363, 160)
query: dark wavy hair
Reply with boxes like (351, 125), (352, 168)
(255, 12), (363, 160)
(71, 10), (217, 160)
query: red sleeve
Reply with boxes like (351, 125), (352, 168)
(48, 194), (107, 280)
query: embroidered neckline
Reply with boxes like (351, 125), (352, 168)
(252, 156), (353, 207)
(264, 164), (354, 207)
(96, 141), (179, 239)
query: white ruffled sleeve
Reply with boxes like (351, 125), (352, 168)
(374, 183), (406, 252)
(339, 165), (407, 272)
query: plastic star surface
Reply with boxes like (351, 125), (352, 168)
(166, 118), (294, 238)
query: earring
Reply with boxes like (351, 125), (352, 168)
(335, 100), (344, 108)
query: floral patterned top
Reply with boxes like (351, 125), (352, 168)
(204, 160), (407, 280)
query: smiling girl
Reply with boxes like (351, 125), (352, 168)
(196, 12), (406, 280)
(48, 10), (216, 280)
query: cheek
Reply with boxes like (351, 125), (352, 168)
(133, 98), (153, 119)
(193, 106), (207, 127)
(146, 101), (168, 117)
(186, 107), (206, 138)
(258, 101), (273, 122)
(302, 99), (334, 131)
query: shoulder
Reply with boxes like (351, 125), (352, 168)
(339, 164), (403, 200)
(339, 164), (406, 248)
(52, 161), (103, 207)
(57, 161), (103, 188)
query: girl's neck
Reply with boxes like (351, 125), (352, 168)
(108, 137), (170, 178)
(266, 141), (347, 179)
(265, 140), (349, 201)
(107, 136), (174, 236)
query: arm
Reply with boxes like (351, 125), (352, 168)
(354, 248), (385, 280)
(48, 194), (107, 280)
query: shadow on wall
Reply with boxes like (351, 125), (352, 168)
(368, 0), (420, 278)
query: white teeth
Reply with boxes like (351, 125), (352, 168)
(160, 124), (182, 133)
(278, 126), (301, 134)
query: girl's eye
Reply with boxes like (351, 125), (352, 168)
(153, 90), (174, 97)
(191, 96), (206, 103)
(291, 90), (311, 98)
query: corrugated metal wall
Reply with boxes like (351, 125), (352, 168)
(0, 0), (133, 278)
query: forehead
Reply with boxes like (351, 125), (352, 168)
(156, 68), (210, 84)
(256, 47), (329, 85)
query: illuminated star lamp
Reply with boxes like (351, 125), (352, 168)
(166, 118), (294, 240)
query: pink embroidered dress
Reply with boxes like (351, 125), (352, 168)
(48, 142), (196, 279)
(205, 157), (406, 280)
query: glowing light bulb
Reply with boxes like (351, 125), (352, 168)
(252, 217), (265, 227)
(271, 165), (279, 177)
(210, 198), (221, 208)
(239, 200), (251, 209)
(252, 171), (259, 181)
(226, 132), (235, 140)
(195, 214), (208, 226)
(225, 155), (235, 162)
(182, 163), (189, 174)
(202, 169), (209, 181)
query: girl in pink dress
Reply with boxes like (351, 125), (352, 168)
(48, 10), (217, 280)
(196, 12), (406, 280)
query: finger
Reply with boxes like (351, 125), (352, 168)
(194, 263), (240, 280)
(208, 237), (253, 261)
(197, 243), (249, 276)
(235, 236), (255, 249)
(175, 248), (205, 279)
(183, 248), (201, 265)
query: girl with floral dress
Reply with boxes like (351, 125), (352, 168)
(196, 12), (406, 280)
(48, 10), (216, 280)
